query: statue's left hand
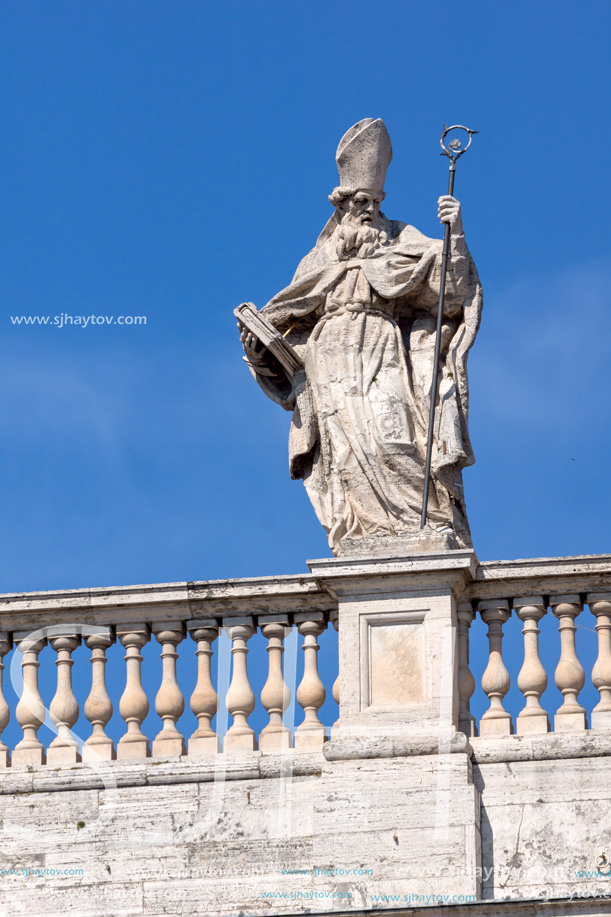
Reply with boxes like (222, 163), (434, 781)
(438, 195), (463, 235)
(238, 321), (267, 364)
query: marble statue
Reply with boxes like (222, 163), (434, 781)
(239, 118), (482, 555)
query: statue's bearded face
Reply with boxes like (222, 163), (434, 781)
(343, 191), (383, 226)
(335, 190), (388, 261)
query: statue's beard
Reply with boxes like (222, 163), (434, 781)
(336, 213), (388, 261)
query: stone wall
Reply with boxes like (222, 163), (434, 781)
(1, 737), (611, 915)
(0, 748), (479, 916)
(1, 553), (611, 916)
(473, 735), (611, 903)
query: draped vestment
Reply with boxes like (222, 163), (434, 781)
(249, 213), (483, 552)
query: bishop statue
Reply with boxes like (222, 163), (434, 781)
(238, 118), (482, 555)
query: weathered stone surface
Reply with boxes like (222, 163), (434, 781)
(470, 731), (611, 764)
(1, 726), (609, 914)
(1, 554), (610, 631)
(9, 883), (145, 916)
(337, 530), (460, 558)
(0, 576), (336, 633)
(467, 554), (611, 602)
(239, 118), (482, 556)
(370, 620), (425, 705)
(0, 751), (481, 915)
(324, 732), (471, 760)
(474, 755), (611, 901)
(324, 553), (474, 739)
(0, 555), (611, 915)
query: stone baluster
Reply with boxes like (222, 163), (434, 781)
(457, 602), (477, 737)
(48, 634), (82, 764)
(259, 617), (292, 751)
(13, 633), (47, 767)
(478, 601), (513, 736)
(187, 619), (221, 754)
(152, 622), (186, 757)
(330, 609), (340, 738)
(225, 617), (257, 752)
(551, 595), (587, 731)
(0, 633), (12, 767)
(294, 611), (327, 747)
(83, 629), (115, 761)
(117, 624), (151, 758)
(588, 594), (611, 729)
(515, 596), (550, 734)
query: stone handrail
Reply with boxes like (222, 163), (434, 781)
(0, 575), (337, 766)
(0, 554), (610, 767)
(459, 555), (611, 737)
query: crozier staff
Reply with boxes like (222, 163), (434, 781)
(420, 123), (478, 530)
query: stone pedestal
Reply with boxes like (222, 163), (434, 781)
(188, 735), (222, 755)
(12, 746), (46, 768)
(591, 710), (611, 729)
(309, 547), (478, 743)
(554, 711), (588, 732)
(82, 742), (115, 763)
(336, 528), (461, 559)
(47, 743), (81, 765)
(306, 547), (482, 905)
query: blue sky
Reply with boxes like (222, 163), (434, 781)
(1, 1), (610, 592)
(0, 2), (609, 746)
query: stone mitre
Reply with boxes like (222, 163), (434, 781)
(335, 117), (393, 194)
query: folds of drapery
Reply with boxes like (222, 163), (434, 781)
(252, 217), (482, 500)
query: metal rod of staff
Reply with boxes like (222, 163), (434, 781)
(420, 124), (477, 529)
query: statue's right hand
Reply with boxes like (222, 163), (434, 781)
(238, 321), (266, 363)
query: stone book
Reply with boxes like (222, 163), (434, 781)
(234, 301), (303, 378)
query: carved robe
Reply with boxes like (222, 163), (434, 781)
(249, 212), (482, 552)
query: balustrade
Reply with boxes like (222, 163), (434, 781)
(260, 617), (291, 751)
(152, 622), (186, 756)
(457, 602), (477, 738)
(589, 594), (611, 729)
(515, 596), (549, 734)
(456, 587), (609, 738)
(83, 629), (115, 761)
(48, 633), (81, 764)
(551, 595), (587, 732)
(0, 607), (338, 766)
(479, 600), (512, 736)
(0, 557), (610, 768)
(0, 633), (11, 767)
(294, 612), (327, 747)
(329, 609), (339, 738)
(117, 624), (151, 759)
(13, 632), (47, 766)
(187, 619), (221, 754)
(225, 617), (257, 752)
